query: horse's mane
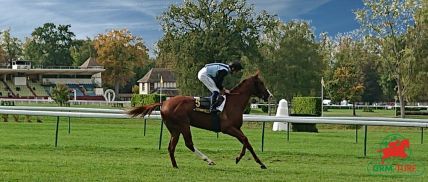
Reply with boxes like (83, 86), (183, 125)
(230, 76), (253, 93)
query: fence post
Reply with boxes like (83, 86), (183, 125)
(355, 126), (358, 144)
(287, 123), (290, 142)
(68, 117), (71, 134)
(55, 116), (60, 147)
(364, 125), (368, 157)
(158, 120), (163, 150)
(261, 122), (265, 152)
(144, 119), (147, 136)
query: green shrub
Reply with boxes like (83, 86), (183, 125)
(292, 97), (321, 116)
(131, 94), (167, 106)
(291, 97), (320, 132)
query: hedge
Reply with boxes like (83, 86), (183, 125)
(291, 97), (320, 132)
(131, 94), (167, 107)
(292, 97), (321, 116)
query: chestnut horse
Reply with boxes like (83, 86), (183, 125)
(128, 72), (272, 169)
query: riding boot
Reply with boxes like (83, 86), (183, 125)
(210, 91), (220, 112)
(212, 95), (224, 111)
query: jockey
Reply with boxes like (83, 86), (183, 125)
(198, 61), (243, 112)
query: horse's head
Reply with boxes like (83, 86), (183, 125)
(251, 71), (272, 102)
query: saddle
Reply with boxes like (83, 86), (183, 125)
(193, 96), (226, 113)
(193, 96), (226, 133)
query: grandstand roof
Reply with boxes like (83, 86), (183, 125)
(137, 68), (175, 83)
(80, 57), (101, 69)
(0, 68), (105, 75)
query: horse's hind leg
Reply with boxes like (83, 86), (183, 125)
(168, 131), (180, 168)
(236, 145), (246, 164)
(181, 125), (215, 165)
(224, 127), (267, 169)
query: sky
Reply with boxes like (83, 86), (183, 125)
(0, 0), (364, 58)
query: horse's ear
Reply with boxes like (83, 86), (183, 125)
(254, 70), (260, 78)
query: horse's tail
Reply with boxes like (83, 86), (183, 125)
(127, 103), (162, 118)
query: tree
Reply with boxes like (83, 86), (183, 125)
(0, 45), (6, 65)
(361, 57), (384, 104)
(259, 20), (323, 101)
(405, 0), (428, 101)
(157, 0), (276, 95)
(0, 29), (22, 66)
(355, 0), (421, 117)
(94, 29), (149, 97)
(71, 38), (96, 66)
(325, 35), (365, 116)
(51, 84), (70, 107)
(24, 23), (75, 66)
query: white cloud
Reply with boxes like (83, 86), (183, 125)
(0, 0), (337, 57)
(248, 0), (331, 18)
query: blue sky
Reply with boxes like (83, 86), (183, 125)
(0, 0), (364, 57)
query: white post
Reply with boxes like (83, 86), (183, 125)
(321, 77), (324, 117)
(73, 89), (77, 101)
(273, 99), (289, 131)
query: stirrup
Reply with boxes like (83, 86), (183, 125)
(210, 104), (219, 112)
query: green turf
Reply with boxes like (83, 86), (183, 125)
(1, 114), (427, 181)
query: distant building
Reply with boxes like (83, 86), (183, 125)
(0, 58), (105, 100)
(137, 68), (178, 96)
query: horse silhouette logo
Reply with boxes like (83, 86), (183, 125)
(367, 133), (425, 176)
(377, 139), (410, 164)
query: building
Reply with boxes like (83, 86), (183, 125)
(137, 68), (178, 96)
(0, 58), (105, 100)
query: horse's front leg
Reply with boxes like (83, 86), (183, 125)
(224, 127), (267, 169)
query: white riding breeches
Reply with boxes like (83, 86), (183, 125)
(198, 67), (220, 93)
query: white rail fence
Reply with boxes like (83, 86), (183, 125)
(0, 106), (426, 156)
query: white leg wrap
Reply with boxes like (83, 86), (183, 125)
(194, 147), (215, 165)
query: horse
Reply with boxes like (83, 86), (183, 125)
(128, 72), (272, 169)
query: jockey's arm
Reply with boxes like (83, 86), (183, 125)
(214, 69), (228, 90)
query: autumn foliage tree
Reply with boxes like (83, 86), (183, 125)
(94, 29), (149, 97)
(325, 35), (365, 116)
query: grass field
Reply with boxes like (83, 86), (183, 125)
(1, 108), (427, 181)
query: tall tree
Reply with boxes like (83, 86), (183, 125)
(94, 29), (149, 96)
(0, 45), (6, 65)
(355, 0), (421, 117)
(325, 35), (365, 116)
(24, 23), (75, 66)
(157, 0), (276, 95)
(406, 0), (428, 101)
(0, 29), (22, 66)
(259, 20), (323, 101)
(71, 38), (96, 66)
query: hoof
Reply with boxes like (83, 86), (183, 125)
(261, 165), (267, 169)
(235, 157), (241, 164)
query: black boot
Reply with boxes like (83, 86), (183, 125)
(210, 91), (220, 112)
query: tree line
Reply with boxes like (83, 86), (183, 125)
(0, 0), (426, 118)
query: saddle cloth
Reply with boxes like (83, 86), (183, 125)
(193, 96), (226, 113)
